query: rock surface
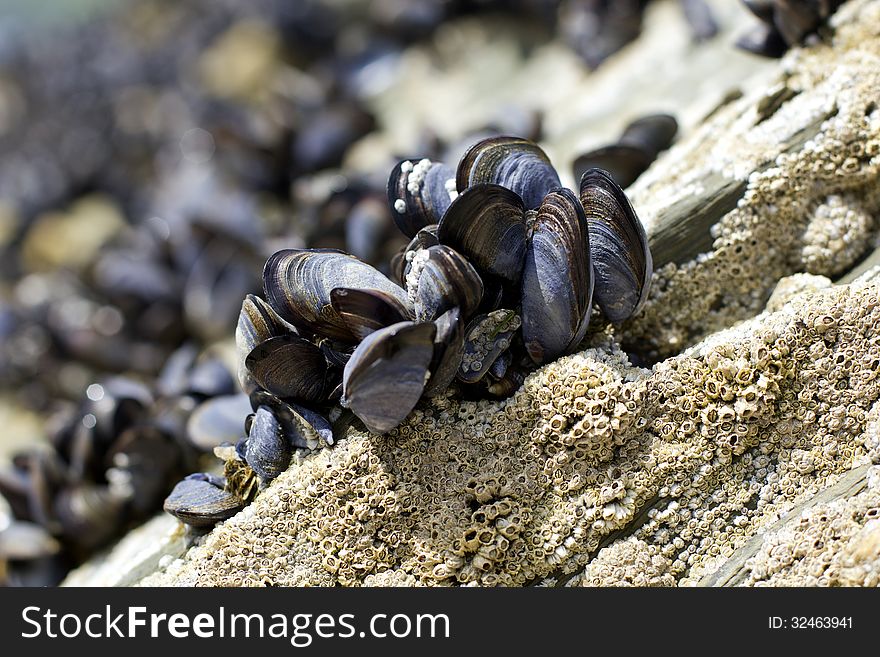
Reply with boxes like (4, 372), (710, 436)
(69, 0), (880, 587)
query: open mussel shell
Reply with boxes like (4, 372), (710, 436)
(236, 294), (297, 393)
(330, 287), (412, 340)
(457, 309), (521, 384)
(163, 474), (244, 528)
(245, 406), (291, 483)
(236, 294), (296, 354)
(249, 390), (332, 449)
(342, 321), (436, 434)
(263, 249), (410, 342)
(455, 135), (560, 210)
(423, 306), (465, 397)
(579, 168), (652, 324)
(387, 158), (456, 238)
(437, 183), (527, 283)
(408, 245), (483, 322)
(245, 334), (328, 402)
(521, 188), (594, 365)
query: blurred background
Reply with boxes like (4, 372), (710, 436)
(0, 0), (770, 585)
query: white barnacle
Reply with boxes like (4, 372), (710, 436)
(445, 178), (458, 201)
(405, 248), (431, 306)
(394, 198), (407, 214)
(400, 160), (414, 174)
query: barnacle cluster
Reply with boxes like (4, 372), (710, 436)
(143, 271), (880, 586)
(621, 0), (880, 361)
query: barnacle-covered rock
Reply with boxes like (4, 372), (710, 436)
(140, 270), (880, 587)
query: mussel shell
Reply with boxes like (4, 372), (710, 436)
(318, 339), (354, 370)
(236, 294), (297, 355)
(773, 1), (821, 46)
(104, 425), (180, 516)
(53, 484), (127, 551)
(188, 357), (236, 398)
(249, 390), (330, 449)
(330, 287), (411, 340)
(455, 136), (560, 210)
(488, 349), (512, 381)
(186, 393), (252, 451)
(341, 321), (436, 434)
(579, 168), (652, 324)
(245, 334), (328, 402)
(184, 241), (257, 343)
(735, 22), (788, 58)
(163, 474), (244, 528)
(345, 196), (388, 264)
(573, 144), (653, 191)
(408, 245), (483, 322)
(387, 158), (456, 238)
(742, 0), (775, 22)
(245, 406), (291, 482)
(263, 249), (410, 342)
(619, 114), (678, 159)
(457, 309), (520, 384)
(486, 367), (526, 399)
(156, 343), (199, 398)
(423, 306), (465, 397)
(437, 183), (527, 283)
(521, 188), (594, 365)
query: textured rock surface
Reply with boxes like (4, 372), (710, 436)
(141, 271), (880, 586)
(625, 0), (880, 360)
(78, 0), (880, 587)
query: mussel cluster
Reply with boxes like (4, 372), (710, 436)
(163, 135), (653, 528)
(0, 364), (236, 585)
(736, 0), (844, 57)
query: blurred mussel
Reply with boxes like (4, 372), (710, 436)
(573, 114), (678, 188)
(736, 0), (844, 57)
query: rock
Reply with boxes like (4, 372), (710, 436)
(61, 514), (186, 587)
(623, 0), (880, 360)
(137, 270), (880, 587)
(70, 0), (880, 587)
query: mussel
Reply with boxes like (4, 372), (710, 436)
(580, 168), (652, 323)
(387, 158), (457, 238)
(521, 188), (594, 365)
(163, 473), (244, 528)
(406, 244), (484, 322)
(573, 114), (678, 189)
(437, 184), (528, 283)
(263, 249), (410, 342)
(455, 136), (560, 210)
(341, 321), (436, 434)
